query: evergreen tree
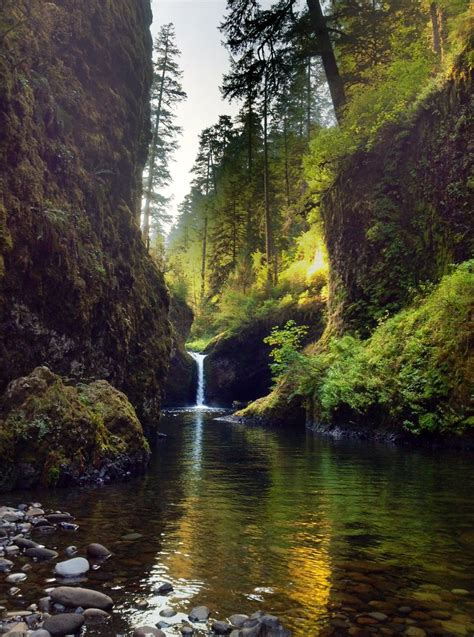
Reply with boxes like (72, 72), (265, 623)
(142, 23), (186, 250)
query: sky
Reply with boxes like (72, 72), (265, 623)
(150, 0), (239, 227)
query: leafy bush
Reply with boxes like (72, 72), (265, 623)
(294, 261), (473, 434)
(264, 320), (309, 382)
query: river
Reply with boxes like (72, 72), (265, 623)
(2, 406), (474, 636)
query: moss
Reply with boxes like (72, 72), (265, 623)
(303, 261), (474, 437)
(0, 0), (171, 422)
(0, 366), (150, 491)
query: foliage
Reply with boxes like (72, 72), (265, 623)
(293, 261), (473, 435)
(264, 320), (309, 382)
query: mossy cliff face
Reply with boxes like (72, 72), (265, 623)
(0, 367), (151, 491)
(205, 300), (325, 407)
(0, 0), (171, 420)
(324, 58), (473, 335)
(163, 295), (196, 407)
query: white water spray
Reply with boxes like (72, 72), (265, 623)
(189, 352), (207, 407)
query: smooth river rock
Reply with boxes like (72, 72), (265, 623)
(229, 614), (249, 627)
(133, 626), (165, 637)
(86, 543), (111, 559)
(0, 558), (14, 572)
(24, 547), (58, 561)
(50, 586), (113, 610)
(212, 620), (232, 634)
(83, 608), (110, 623)
(43, 613), (85, 636)
(54, 557), (90, 577)
(189, 606), (210, 622)
(155, 582), (173, 595)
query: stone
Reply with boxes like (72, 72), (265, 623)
(64, 546), (77, 557)
(368, 612), (388, 622)
(46, 514), (73, 524)
(38, 597), (51, 612)
(180, 628), (194, 636)
(229, 614), (249, 627)
(4, 621), (28, 636)
(29, 631), (51, 637)
(136, 598), (149, 609)
(155, 582), (173, 595)
(50, 586), (113, 610)
(24, 548), (58, 561)
(404, 628), (426, 637)
(86, 543), (111, 559)
(83, 608), (110, 623)
(430, 610), (450, 620)
(5, 546), (20, 556)
(54, 557), (90, 578)
(133, 627), (165, 637)
(189, 606), (210, 622)
(451, 588), (470, 596)
(160, 608), (176, 618)
(14, 538), (38, 550)
(0, 558), (14, 572)
(26, 508), (45, 517)
(212, 620), (232, 634)
(122, 533), (143, 541)
(43, 613), (85, 636)
(5, 573), (27, 584)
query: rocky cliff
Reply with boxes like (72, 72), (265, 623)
(0, 0), (171, 420)
(163, 295), (196, 407)
(324, 56), (473, 335)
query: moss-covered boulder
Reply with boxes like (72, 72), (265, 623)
(0, 367), (150, 491)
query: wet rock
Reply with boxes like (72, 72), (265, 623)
(43, 613), (85, 636)
(189, 606), (210, 622)
(38, 597), (51, 612)
(229, 615), (249, 627)
(160, 608), (176, 618)
(180, 628), (194, 636)
(0, 558), (14, 572)
(14, 538), (38, 551)
(46, 514), (73, 524)
(136, 598), (149, 609)
(404, 628), (426, 637)
(29, 631), (51, 637)
(5, 546), (19, 556)
(54, 557), (90, 577)
(24, 548), (58, 561)
(451, 589), (470, 596)
(155, 582), (173, 595)
(83, 608), (110, 623)
(367, 612), (388, 622)
(212, 620), (232, 634)
(26, 508), (45, 517)
(133, 626), (165, 637)
(50, 586), (113, 610)
(430, 610), (451, 620)
(4, 621), (28, 636)
(86, 543), (111, 559)
(64, 546), (77, 557)
(5, 573), (27, 584)
(122, 533), (143, 541)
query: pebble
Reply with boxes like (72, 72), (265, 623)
(54, 557), (90, 577)
(50, 586), (113, 610)
(133, 626), (165, 637)
(189, 605), (210, 622)
(86, 543), (111, 559)
(155, 582), (173, 595)
(43, 613), (85, 636)
(29, 631), (51, 637)
(229, 614), (249, 627)
(212, 620), (232, 634)
(404, 628), (426, 637)
(83, 608), (110, 623)
(160, 608), (176, 618)
(24, 547), (58, 561)
(5, 573), (27, 584)
(180, 628), (194, 636)
(0, 558), (14, 572)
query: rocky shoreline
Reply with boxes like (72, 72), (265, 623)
(0, 504), (290, 636)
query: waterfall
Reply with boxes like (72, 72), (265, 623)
(189, 352), (207, 407)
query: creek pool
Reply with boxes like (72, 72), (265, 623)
(2, 408), (474, 636)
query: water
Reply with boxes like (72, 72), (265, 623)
(3, 410), (474, 636)
(189, 352), (207, 407)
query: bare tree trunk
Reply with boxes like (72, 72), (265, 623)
(306, 0), (346, 122)
(142, 35), (169, 250)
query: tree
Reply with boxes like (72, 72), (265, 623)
(142, 23), (186, 250)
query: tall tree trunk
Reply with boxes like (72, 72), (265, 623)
(200, 215), (208, 300)
(306, 57), (312, 140)
(429, 2), (445, 60)
(142, 35), (169, 250)
(246, 98), (253, 260)
(263, 73), (273, 285)
(306, 0), (346, 122)
(283, 116), (290, 207)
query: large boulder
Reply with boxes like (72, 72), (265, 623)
(0, 366), (150, 491)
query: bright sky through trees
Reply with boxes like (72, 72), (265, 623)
(150, 0), (239, 229)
